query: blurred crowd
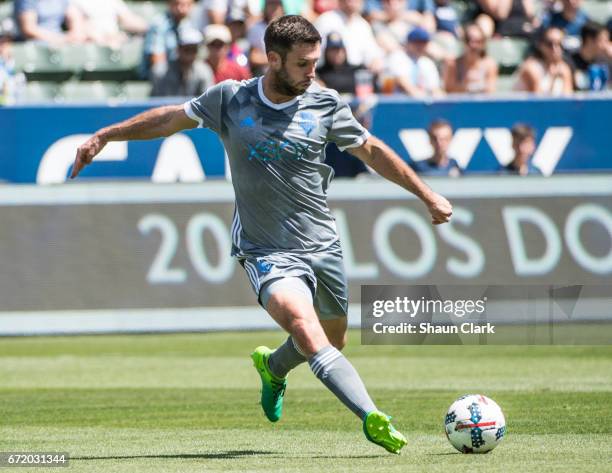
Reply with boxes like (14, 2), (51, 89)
(0, 0), (610, 176)
(0, 0), (610, 102)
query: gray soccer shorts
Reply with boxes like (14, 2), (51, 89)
(239, 241), (348, 320)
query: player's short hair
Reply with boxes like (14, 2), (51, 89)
(264, 15), (321, 60)
(580, 21), (605, 44)
(428, 119), (452, 135)
(511, 123), (535, 142)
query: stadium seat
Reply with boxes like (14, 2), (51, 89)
(126, 1), (166, 24)
(582, 1), (611, 22)
(21, 82), (60, 103)
(79, 38), (144, 81)
(120, 81), (153, 100)
(57, 81), (121, 103)
(486, 38), (529, 74)
(496, 75), (517, 94)
(12, 43), (75, 81)
(432, 33), (462, 58)
(0, 2), (12, 22)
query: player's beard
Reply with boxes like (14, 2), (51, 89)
(271, 63), (309, 97)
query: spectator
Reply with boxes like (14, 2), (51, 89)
(372, 0), (415, 54)
(151, 26), (214, 97)
(498, 124), (541, 175)
(204, 24), (251, 83)
(316, 32), (365, 94)
(314, 0), (338, 16)
(607, 18), (612, 63)
(426, 0), (461, 61)
(567, 21), (610, 91)
(443, 23), (498, 94)
(433, 0), (460, 38)
(367, 0), (436, 33)
(315, 0), (384, 72)
(515, 26), (573, 94)
(0, 21), (25, 104)
(226, 0), (248, 21)
(385, 27), (443, 96)
(14, 0), (87, 45)
(72, 0), (148, 49)
(249, 0), (315, 18)
(541, 0), (590, 51)
(472, 0), (537, 39)
(247, 0), (285, 75)
(411, 119), (461, 176)
(226, 14), (250, 71)
(191, 0), (229, 32)
(142, 0), (196, 80)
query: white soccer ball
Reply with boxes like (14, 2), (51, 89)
(444, 394), (506, 453)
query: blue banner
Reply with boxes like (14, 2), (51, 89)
(370, 95), (612, 175)
(1, 95), (610, 183)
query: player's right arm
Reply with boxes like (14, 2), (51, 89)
(71, 105), (197, 178)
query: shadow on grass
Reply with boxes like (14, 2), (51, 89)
(72, 451), (386, 461)
(72, 450), (276, 461)
(311, 455), (384, 459)
(427, 452), (461, 456)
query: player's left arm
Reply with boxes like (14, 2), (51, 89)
(348, 135), (453, 225)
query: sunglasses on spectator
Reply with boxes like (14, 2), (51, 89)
(208, 40), (227, 48)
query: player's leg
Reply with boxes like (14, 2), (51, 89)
(260, 276), (372, 418)
(261, 277), (311, 378)
(251, 278), (348, 422)
(308, 243), (407, 454)
(266, 288), (406, 453)
(257, 288), (349, 382)
(243, 254), (317, 423)
(245, 252), (406, 453)
(250, 278), (322, 423)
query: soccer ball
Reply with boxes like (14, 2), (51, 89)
(444, 394), (506, 453)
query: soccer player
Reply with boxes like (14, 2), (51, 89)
(71, 15), (453, 454)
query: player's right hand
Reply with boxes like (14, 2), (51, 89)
(426, 192), (453, 225)
(71, 134), (106, 179)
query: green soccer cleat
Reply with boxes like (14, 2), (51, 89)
(251, 346), (287, 422)
(363, 410), (407, 454)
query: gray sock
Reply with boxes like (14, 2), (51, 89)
(309, 345), (377, 420)
(268, 336), (307, 378)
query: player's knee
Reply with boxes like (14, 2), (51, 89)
(267, 293), (327, 352)
(288, 316), (322, 342)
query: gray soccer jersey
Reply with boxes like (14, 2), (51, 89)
(184, 77), (369, 257)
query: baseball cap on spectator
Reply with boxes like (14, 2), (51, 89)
(178, 26), (203, 46)
(407, 27), (431, 43)
(204, 24), (232, 45)
(326, 32), (345, 49)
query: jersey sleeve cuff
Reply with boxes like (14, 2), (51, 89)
(183, 101), (203, 128)
(337, 130), (371, 152)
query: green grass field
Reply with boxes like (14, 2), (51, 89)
(1, 331), (611, 472)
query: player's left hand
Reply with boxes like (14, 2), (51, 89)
(425, 192), (453, 225)
(71, 134), (107, 179)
